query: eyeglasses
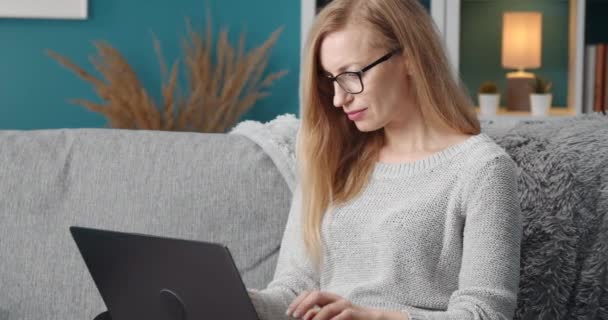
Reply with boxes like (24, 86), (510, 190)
(319, 50), (399, 96)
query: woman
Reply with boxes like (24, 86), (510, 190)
(247, 0), (522, 319)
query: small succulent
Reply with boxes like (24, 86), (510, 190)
(530, 76), (552, 94)
(479, 81), (499, 94)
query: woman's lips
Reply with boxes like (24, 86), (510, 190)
(346, 108), (367, 121)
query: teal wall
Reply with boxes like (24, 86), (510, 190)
(0, 0), (299, 130)
(460, 0), (569, 108)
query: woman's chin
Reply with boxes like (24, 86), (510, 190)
(353, 120), (379, 132)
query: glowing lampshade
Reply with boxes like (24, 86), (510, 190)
(502, 12), (542, 71)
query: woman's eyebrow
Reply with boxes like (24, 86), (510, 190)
(321, 62), (360, 76)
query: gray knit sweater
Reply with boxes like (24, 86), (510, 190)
(248, 133), (522, 320)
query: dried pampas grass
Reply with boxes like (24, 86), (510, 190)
(47, 18), (287, 132)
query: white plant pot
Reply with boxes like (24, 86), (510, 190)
(478, 94), (500, 116)
(530, 94), (552, 116)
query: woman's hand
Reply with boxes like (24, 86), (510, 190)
(285, 290), (383, 320)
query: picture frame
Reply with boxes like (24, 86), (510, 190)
(0, 0), (88, 20)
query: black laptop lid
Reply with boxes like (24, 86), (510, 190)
(70, 226), (259, 320)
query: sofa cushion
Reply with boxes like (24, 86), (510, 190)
(0, 129), (291, 320)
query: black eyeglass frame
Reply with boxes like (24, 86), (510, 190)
(321, 49), (400, 95)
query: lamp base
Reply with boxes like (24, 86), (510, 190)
(506, 76), (534, 111)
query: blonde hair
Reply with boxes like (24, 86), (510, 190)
(298, 0), (480, 269)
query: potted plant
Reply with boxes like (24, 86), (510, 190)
(47, 20), (287, 133)
(478, 81), (500, 116)
(529, 76), (553, 116)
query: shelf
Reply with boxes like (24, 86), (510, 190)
(436, 0), (586, 116)
(474, 106), (576, 122)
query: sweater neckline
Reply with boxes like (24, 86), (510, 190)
(373, 133), (488, 178)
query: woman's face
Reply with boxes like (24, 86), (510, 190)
(319, 26), (413, 132)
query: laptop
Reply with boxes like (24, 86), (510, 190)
(69, 226), (260, 320)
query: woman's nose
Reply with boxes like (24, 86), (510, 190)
(333, 83), (353, 108)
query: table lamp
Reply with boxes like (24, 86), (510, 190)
(502, 11), (542, 111)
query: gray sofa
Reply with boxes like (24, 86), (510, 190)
(0, 114), (607, 320)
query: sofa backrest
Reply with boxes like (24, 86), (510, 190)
(0, 129), (292, 320)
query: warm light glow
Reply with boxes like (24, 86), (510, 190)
(502, 12), (542, 70)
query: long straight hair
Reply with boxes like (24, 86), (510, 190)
(298, 0), (480, 269)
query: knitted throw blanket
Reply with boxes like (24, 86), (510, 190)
(230, 114), (299, 192)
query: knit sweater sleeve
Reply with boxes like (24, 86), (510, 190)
(247, 184), (320, 320)
(404, 155), (523, 320)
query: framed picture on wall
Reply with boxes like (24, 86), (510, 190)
(0, 0), (88, 19)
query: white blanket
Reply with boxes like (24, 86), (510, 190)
(229, 114), (300, 192)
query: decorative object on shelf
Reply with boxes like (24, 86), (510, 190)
(478, 81), (500, 116)
(0, 0), (87, 19)
(436, 0), (584, 118)
(529, 76), (553, 116)
(502, 11), (542, 112)
(47, 19), (287, 133)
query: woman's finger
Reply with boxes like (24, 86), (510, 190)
(311, 300), (350, 320)
(301, 305), (321, 320)
(292, 291), (341, 318)
(287, 291), (312, 316)
(330, 307), (359, 320)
